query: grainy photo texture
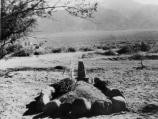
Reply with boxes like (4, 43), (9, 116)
(0, 0), (158, 119)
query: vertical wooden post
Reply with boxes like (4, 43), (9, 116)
(77, 60), (88, 82)
(78, 61), (86, 79)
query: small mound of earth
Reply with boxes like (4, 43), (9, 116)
(59, 81), (110, 103)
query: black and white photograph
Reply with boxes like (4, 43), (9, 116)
(0, 0), (158, 118)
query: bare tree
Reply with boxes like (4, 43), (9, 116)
(0, 0), (98, 58)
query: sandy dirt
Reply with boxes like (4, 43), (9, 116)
(0, 52), (158, 119)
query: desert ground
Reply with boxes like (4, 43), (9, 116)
(0, 30), (158, 119)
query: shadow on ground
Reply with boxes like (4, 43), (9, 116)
(139, 104), (158, 113)
(7, 66), (68, 72)
(23, 95), (43, 116)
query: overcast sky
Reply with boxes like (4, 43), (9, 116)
(135, 0), (158, 5)
(99, 0), (158, 6)
(48, 0), (158, 5)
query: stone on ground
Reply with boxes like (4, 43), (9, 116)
(75, 81), (109, 102)
(59, 102), (72, 116)
(35, 86), (55, 112)
(90, 100), (112, 115)
(71, 97), (91, 117)
(43, 99), (61, 116)
(42, 86), (55, 104)
(110, 89), (124, 98)
(111, 96), (127, 113)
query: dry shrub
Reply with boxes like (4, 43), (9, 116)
(146, 55), (158, 60)
(149, 42), (158, 53)
(79, 47), (94, 52)
(95, 45), (109, 50)
(34, 51), (42, 55)
(11, 48), (32, 57)
(51, 48), (64, 53)
(0, 43), (23, 58)
(66, 47), (76, 52)
(6, 43), (23, 54)
(117, 45), (133, 54)
(118, 42), (151, 55)
(102, 46), (110, 50)
(140, 41), (151, 52)
(130, 53), (144, 60)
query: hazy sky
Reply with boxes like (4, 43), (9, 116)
(135, 0), (158, 5)
(99, 0), (158, 5)
(48, 0), (158, 7)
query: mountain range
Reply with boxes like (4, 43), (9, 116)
(35, 0), (158, 33)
